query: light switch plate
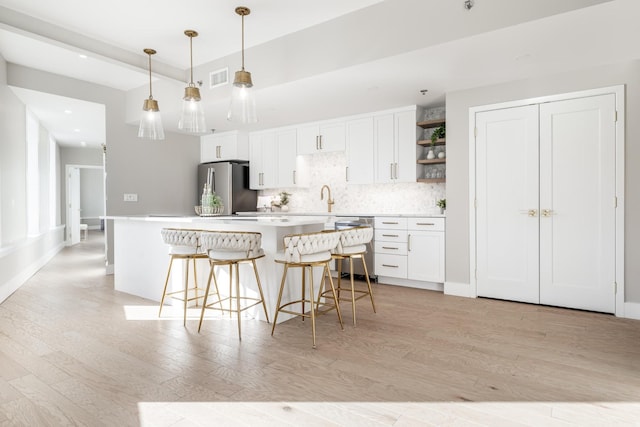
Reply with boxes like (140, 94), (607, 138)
(123, 193), (138, 202)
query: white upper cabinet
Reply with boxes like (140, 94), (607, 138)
(201, 131), (249, 162)
(375, 108), (417, 184)
(297, 120), (346, 155)
(276, 129), (298, 187)
(345, 116), (375, 184)
(249, 132), (277, 189)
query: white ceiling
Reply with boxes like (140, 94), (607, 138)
(1, 0), (638, 148)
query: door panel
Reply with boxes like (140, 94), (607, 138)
(476, 105), (540, 303)
(539, 94), (616, 313)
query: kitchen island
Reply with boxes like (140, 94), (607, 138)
(109, 215), (332, 323)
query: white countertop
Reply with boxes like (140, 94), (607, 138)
(235, 211), (446, 218)
(105, 214), (336, 227)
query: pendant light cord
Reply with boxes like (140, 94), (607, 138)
(189, 35), (194, 86)
(147, 52), (153, 100)
(241, 13), (245, 71)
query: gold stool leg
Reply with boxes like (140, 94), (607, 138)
(361, 256), (376, 313)
(234, 262), (242, 340)
(349, 256), (357, 326)
(301, 266), (306, 322)
(193, 257), (199, 307)
(183, 257), (190, 327)
(198, 264), (214, 333)
(324, 263), (344, 330)
(252, 259), (270, 323)
(308, 265), (316, 349)
(159, 255), (174, 317)
(271, 264), (289, 335)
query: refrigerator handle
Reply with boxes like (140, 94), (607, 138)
(209, 168), (215, 192)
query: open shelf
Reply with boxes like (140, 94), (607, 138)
(417, 138), (446, 146)
(418, 158), (446, 165)
(417, 118), (446, 129)
(417, 178), (446, 183)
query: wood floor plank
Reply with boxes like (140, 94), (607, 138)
(1, 231), (639, 425)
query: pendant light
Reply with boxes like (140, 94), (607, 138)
(178, 30), (207, 133)
(227, 6), (257, 123)
(138, 48), (165, 140)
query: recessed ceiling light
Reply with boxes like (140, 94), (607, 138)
(78, 54), (88, 59)
(64, 109), (72, 114)
(74, 128), (80, 132)
(80, 141), (87, 147)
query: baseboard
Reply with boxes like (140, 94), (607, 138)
(444, 281), (476, 298)
(376, 276), (443, 292)
(0, 240), (65, 304)
(623, 302), (640, 320)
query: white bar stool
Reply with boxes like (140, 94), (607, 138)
(198, 231), (269, 340)
(271, 230), (344, 348)
(158, 228), (208, 326)
(329, 225), (376, 326)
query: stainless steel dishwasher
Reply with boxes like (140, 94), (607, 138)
(334, 216), (376, 281)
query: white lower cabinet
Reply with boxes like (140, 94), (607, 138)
(374, 216), (445, 290)
(407, 218), (445, 283)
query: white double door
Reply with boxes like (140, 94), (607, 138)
(475, 94), (616, 313)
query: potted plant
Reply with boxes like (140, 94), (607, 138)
(272, 191), (292, 211)
(427, 123), (446, 160)
(436, 198), (446, 214)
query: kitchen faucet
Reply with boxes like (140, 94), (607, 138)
(320, 185), (334, 213)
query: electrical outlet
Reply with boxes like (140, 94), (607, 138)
(123, 193), (138, 202)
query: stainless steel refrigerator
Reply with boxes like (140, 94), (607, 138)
(197, 161), (257, 215)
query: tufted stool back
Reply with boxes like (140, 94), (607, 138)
(161, 228), (200, 255)
(333, 226), (373, 255)
(282, 230), (340, 263)
(200, 231), (264, 261)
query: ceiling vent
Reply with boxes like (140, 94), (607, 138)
(209, 67), (229, 89)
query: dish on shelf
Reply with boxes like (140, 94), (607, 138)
(195, 205), (225, 216)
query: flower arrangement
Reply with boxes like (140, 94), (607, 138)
(271, 191), (291, 208)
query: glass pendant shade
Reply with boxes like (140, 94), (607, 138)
(138, 48), (165, 140)
(227, 70), (257, 123)
(179, 85), (207, 132)
(138, 99), (165, 140)
(227, 7), (257, 124)
(178, 30), (207, 133)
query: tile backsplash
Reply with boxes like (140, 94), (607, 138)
(259, 151), (445, 214)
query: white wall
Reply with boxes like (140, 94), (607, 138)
(445, 59), (640, 304)
(0, 54), (65, 303)
(7, 64), (202, 269)
(80, 168), (104, 228)
(58, 147), (103, 229)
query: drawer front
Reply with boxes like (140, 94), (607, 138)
(375, 229), (408, 243)
(375, 240), (407, 256)
(375, 254), (407, 279)
(374, 217), (407, 230)
(407, 217), (445, 231)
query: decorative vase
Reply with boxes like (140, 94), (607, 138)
(281, 205), (289, 212)
(426, 149), (436, 160)
(438, 151), (445, 159)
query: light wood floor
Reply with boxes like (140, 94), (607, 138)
(1, 231), (639, 426)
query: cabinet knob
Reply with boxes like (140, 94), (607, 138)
(542, 209), (553, 217)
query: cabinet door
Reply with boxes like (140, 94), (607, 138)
(277, 129), (298, 187)
(407, 230), (445, 282)
(201, 132), (249, 162)
(394, 110), (417, 183)
(249, 132), (277, 189)
(296, 123), (320, 155)
(248, 134), (264, 189)
(319, 121), (346, 152)
(374, 114), (395, 183)
(346, 117), (374, 184)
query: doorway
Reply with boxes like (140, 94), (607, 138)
(65, 164), (105, 245)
